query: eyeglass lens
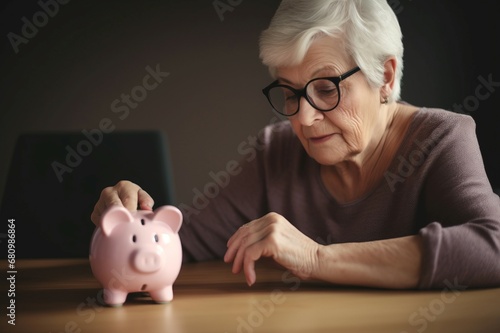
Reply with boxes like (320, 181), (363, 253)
(267, 79), (340, 116)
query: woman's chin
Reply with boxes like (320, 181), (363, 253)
(309, 152), (344, 166)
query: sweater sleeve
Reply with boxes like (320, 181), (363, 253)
(417, 114), (500, 289)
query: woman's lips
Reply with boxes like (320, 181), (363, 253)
(309, 133), (335, 144)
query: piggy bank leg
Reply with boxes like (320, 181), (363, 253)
(149, 285), (173, 303)
(103, 288), (128, 307)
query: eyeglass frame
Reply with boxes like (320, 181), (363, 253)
(262, 66), (361, 116)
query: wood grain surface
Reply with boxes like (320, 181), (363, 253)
(1, 259), (499, 333)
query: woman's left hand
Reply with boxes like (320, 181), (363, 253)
(224, 212), (320, 286)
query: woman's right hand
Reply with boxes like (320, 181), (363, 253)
(91, 180), (155, 225)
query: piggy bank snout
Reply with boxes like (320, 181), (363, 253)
(132, 248), (164, 273)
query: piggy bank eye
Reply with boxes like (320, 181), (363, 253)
(132, 235), (137, 243)
(154, 234), (159, 243)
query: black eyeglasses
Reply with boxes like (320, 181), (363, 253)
(262, 66), (361, 116)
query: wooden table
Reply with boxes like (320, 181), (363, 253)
(1, 259), (499, 333)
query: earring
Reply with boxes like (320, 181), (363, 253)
(381, 97), (388, 104)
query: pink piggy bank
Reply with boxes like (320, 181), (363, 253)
(89, 205), (183, 306)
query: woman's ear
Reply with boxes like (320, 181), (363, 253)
(380, 57), (397, 101)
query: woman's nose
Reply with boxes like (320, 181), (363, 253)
(293, 96), (324, 126)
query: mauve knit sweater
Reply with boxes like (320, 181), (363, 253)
(179, 107), (500, 289)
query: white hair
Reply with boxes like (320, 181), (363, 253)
(259, 0), (404, 102)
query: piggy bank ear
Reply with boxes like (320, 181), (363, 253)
(153, 206), (183, 233)
(100, 205), (134, 236)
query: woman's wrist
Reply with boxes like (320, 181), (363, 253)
(307, 237), (423, 289)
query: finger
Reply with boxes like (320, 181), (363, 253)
(90, 206), (100, 225)
(91, 187), (123, 225)
(230, 224), (273, 273)
(103, 187), (126, 208)
(227, 222), (250, 248)
(91, 199), (102, 225)
(138, 189), (154, 210)
(227, 215), (268, 248)
(91, 199), (108, 225)
(228, 213), (283, 247)
(225, 222), (264, 264)
(244, 258), (257, 286)
(239, 241), (268, 286)
(117, 184), (139, 212)
(225, 228), (247, 263)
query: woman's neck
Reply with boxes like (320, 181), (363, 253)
(321, 103), (418, 203)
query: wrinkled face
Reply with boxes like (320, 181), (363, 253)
(275, 36), (381, 166)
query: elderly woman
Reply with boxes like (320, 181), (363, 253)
(91, 0), (500, 289)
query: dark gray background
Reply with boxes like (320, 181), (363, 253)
(1, 0), (498, 210)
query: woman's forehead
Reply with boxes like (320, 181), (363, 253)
(276, 38), (353, 82)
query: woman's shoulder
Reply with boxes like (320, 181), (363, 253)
(384, 106), (481, 194)
(390, 106), (479, 171)
(411, 106), (476, 133)
(399, 106), (477, 153)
